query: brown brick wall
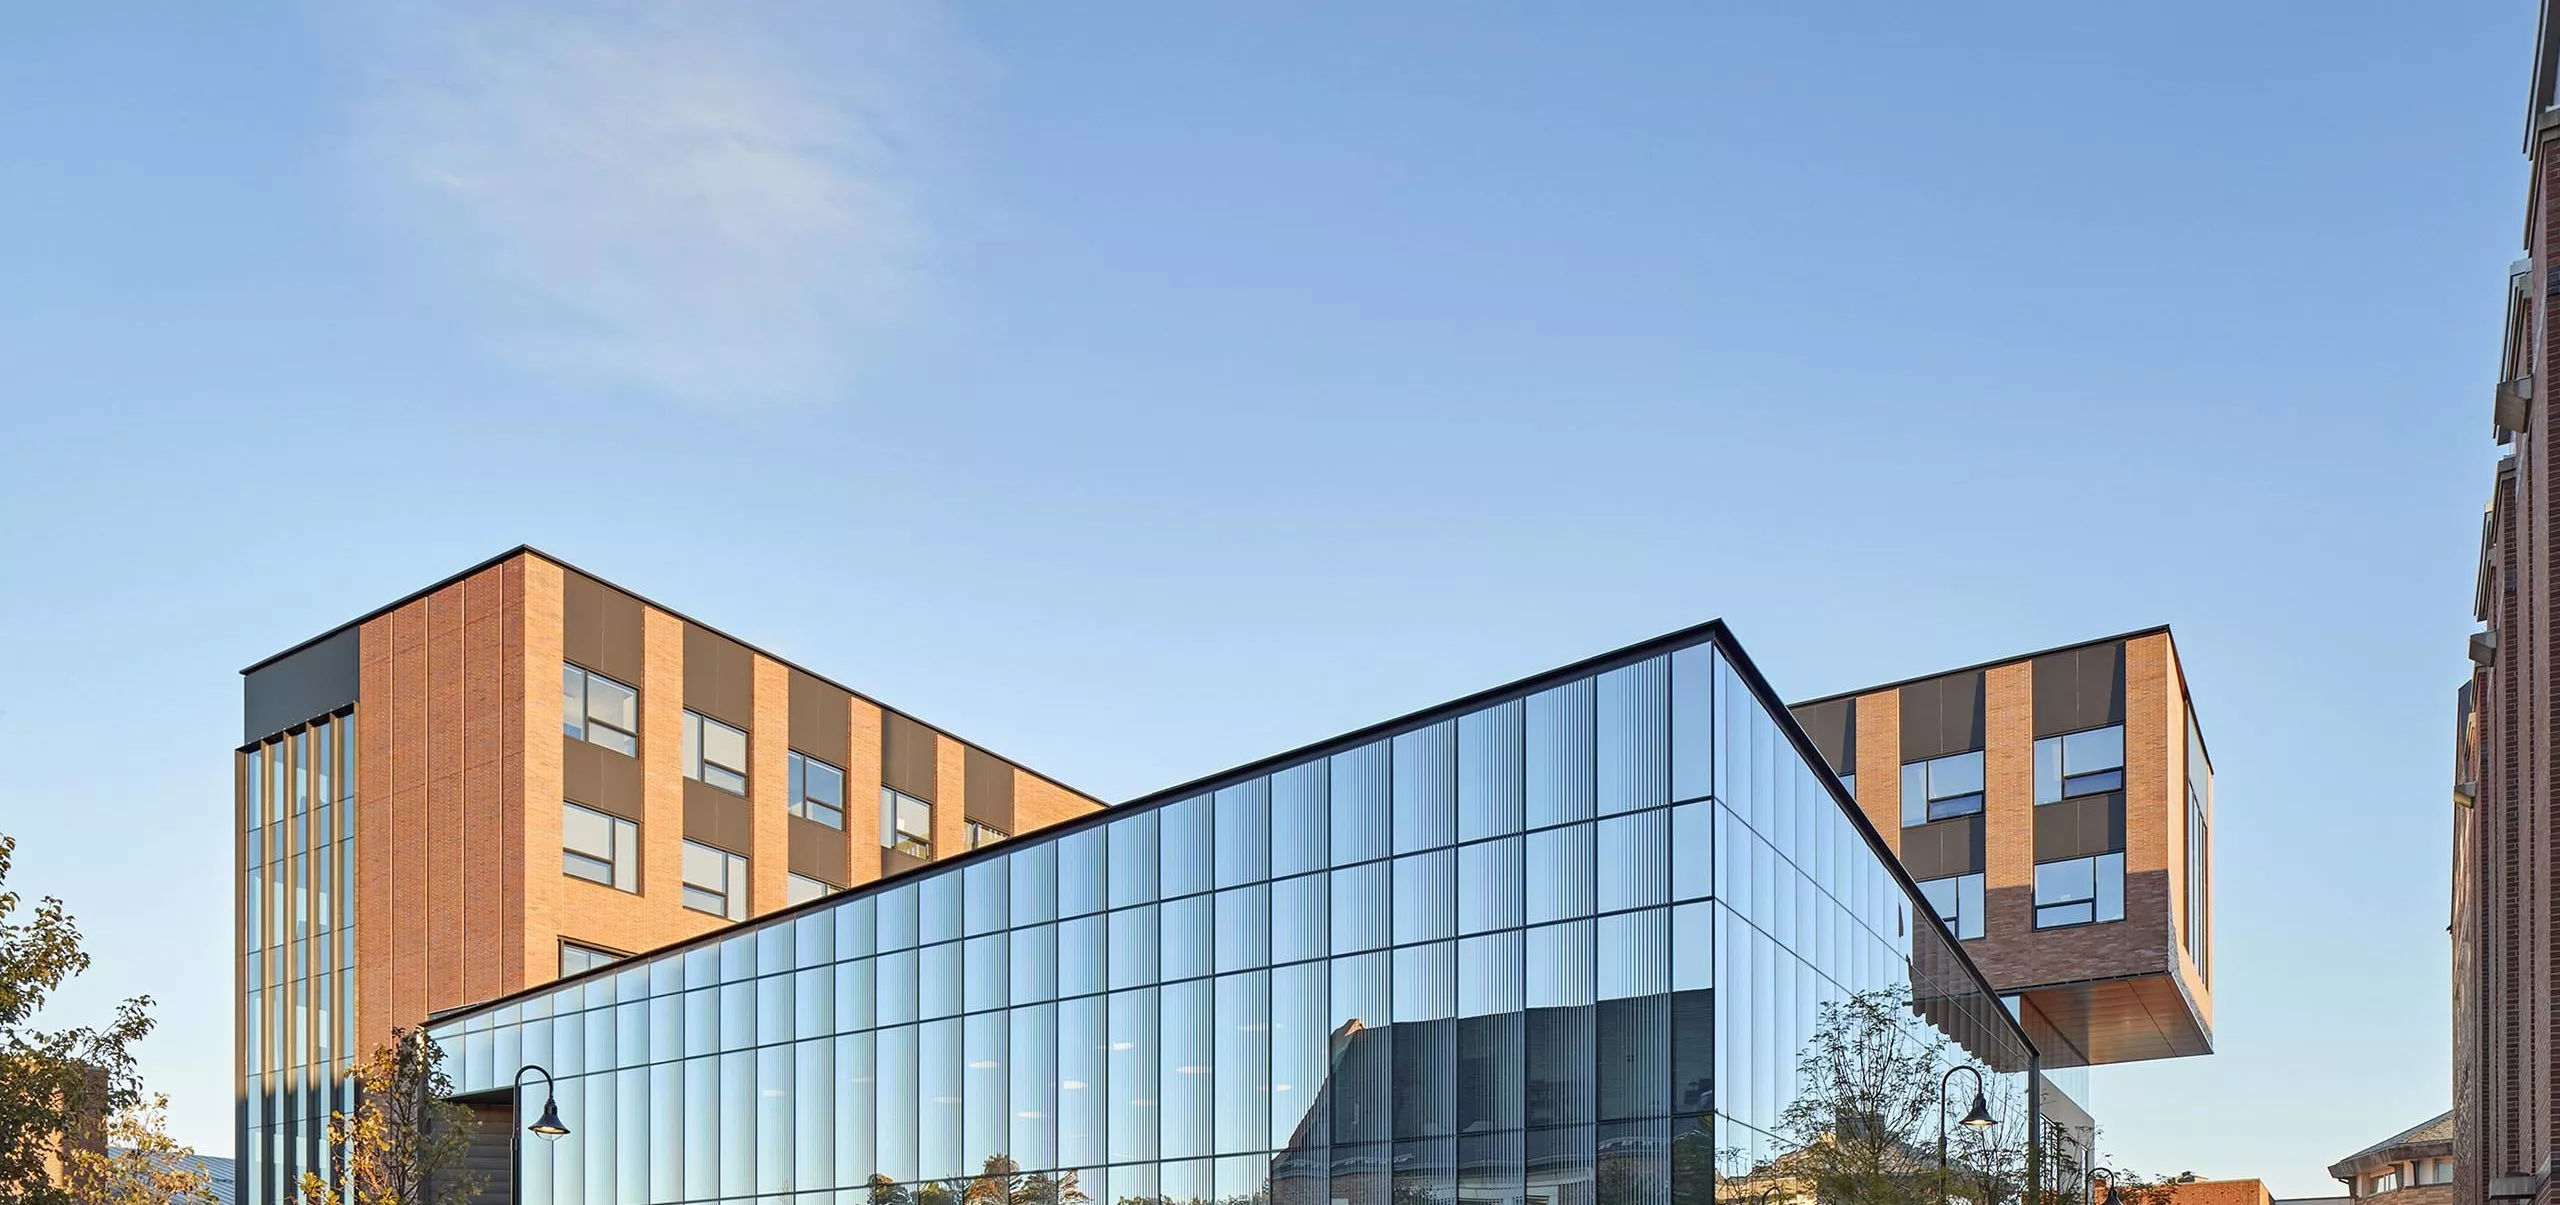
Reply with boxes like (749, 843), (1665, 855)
(2159, 1179), (2271, 1205)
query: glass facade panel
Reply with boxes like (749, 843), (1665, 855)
(415, 631), (2035, 1205)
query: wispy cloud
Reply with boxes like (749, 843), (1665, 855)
(356, 2), (949, 406)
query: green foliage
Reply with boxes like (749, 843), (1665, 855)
(298, 1030), (482, 1205)
(0, 832), (162, 1205)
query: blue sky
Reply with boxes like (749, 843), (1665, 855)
(0, 1), (2519, 1192)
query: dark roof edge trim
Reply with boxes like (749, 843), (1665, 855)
(429, 616), (2040, 1065)
(1787, 624), (2173, 711)
(235, 545), (1098, 805)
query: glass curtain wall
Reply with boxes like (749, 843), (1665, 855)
(431, 633), (2032, 1205)
(240, 711), (360, 1205)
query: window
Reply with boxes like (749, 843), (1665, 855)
(2035, 725), (2125, 804)
(683, 711), (748, 795)
(1900, 750), (1985, 824)
(562, 664), (638, 756)
(967, 820), (1008, 850)
(562, 802), (637, 892)
(787, 873), (836, 906)
(1916, 872), (1985, 940)
(787, 751), (845, 828)
(883, 787), (933, 858)
(2032, 853), (2125, 928)
(2369, 1170), (2399, 1196)
(681, 840), (749, 920)
(559, 940), (625, 978)
(2186, 707), (2212, 981)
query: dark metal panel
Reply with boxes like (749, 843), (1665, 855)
(883, 712), (938, 800)
(788, 670), (852, 767)
(682, 779), (753, 854)
(1898, 814), (1986, 880)
(243, 627), (358, 743)
(788, 816), (848, 886)
(682, 624), (755, 730)
(2030, 793), (2126, 862)
(2031, 642), (2126, 737)
(964, 747), (1016, 832)
(1899, 670), (1985, 762)
(562, 737), (643, 821)
(1789, 697), (1857, 775)
(563, 571), (645, 686)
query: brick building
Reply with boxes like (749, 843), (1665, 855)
(2329, 1114), (2455, 1205)
(233, 548), (1105, 1205)
(2454, 6), (2560, 1202)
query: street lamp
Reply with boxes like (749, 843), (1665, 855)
(1937, 1064), (1997, 1177)
(512, 1064), (570, 1205)
(2090, 1166), (2126, 1205)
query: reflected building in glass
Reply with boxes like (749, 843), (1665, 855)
(426, 622), (2045, 1205)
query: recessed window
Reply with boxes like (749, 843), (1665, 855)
(2035, 725), (2125, 804)
(562, 664), (638, 756)
(562, 802), (637, 892)
(681, 840), (749, 921)
(787, 873), (835, 906)
(1917, 872), (1985, 940)
(966, 820), (1007, 850)
(683, 711), (749, 795)
(559, 940), (625, 978)
(787, 751), (845, 829)
(882, 787), (933, 859)
(2033, 852), (2125, 929)
(1900, 750), (1985, 824)
(2369, 1170), (2399, 1196)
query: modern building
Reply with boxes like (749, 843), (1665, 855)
(234, 548), (1106, 1205)
(2329, 1114), (2456, 1205)
(2456, 8), (2560, 1202)
(1786, 628), (2216, 1074)
(422, 621), (2048, 1205)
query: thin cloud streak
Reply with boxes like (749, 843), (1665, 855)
(356, 2), (946, 406)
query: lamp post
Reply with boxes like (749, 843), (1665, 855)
(2090, 1166), (2126, 1205)
(511, 1064), (570, 1205)
(1937, 1064), (1998, 1192)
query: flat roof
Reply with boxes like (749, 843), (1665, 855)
(238, 544), (1099, 803)
(429, 617), (2040, 1065)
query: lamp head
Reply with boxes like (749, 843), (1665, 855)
(1960, 1089), (1996, 1129)
(529, 1096), (569, 1141)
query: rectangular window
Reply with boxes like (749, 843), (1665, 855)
(787, 751), (845, 828)
(2035, 724), (2125, 804)
(787, 873), (835, 906)
(2370, 1172), (2398, 1195)
(966, 820), (1007, 850)
(560, 940), (626, 978)
(1899, 750), (1984, 824)
(563, 802), (638, 892)
(1916, 872), (1985, 940)
(563, 664), (639, 756)
(682, 840), (750, 921)
(882, 788), (933, 858)
(684, 712), (749, 795)
(2032, 852), (2125, 929)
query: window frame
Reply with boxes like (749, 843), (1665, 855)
(966, 819), (1008, 850)
(786, 750), (846, 828)
(786, 872), (836, 905)
(562, 664), (639, 756)
(1900, 750), (1986, 824)
(2031, 851), (2125, 929)
(882, 786), (934, 858)
(680, 839), (750, 921)
(2035, 724), (2126, 805)
(559, 939), (627, 978)
(1916, 871), (1986, 940)
(682, 710), (750, 796)
(561, 801), (638, 893)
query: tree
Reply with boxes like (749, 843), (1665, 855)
(298, 1029), (482, 1205)
(963, 1155), (1088, 1205)
(59, 1093), (214, 1205)
(0, 832), (161, 1205)
(1763, 986), (2025, 1205)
